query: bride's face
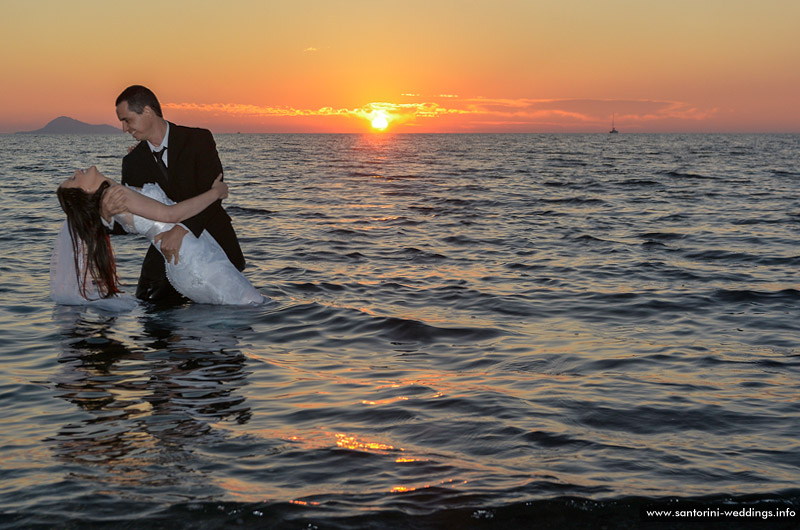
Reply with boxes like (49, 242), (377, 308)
(61, 165), (104, 193)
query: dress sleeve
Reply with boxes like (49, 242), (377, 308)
(112, 212), (137, 234)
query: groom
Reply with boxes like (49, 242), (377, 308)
(104, 85), (245, 304)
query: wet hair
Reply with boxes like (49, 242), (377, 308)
(57, 181), (121, 299)
(115, 85), (163, 118)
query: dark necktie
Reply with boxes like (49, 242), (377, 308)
(153, 147), (168, 181)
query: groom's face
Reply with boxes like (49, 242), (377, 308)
(116, 101), (156, 143)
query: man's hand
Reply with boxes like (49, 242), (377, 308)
(154, 225), (188, 265)
(100, 184), (127, 223)
(212, 173), (228, 199)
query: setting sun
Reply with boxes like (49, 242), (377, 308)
(371, 114), (389, 131)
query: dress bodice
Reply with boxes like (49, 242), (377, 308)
(112, 183), (266, 306)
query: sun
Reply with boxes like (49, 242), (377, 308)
(371, 114), (389, 131)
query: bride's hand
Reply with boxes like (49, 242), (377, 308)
(211, 174), (228, 199)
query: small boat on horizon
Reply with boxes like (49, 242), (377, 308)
(609, 114), (619, 134)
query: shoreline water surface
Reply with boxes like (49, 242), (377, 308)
(1, 133), (798, 528)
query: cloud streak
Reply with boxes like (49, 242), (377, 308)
(163, 97), (716, 132)
(454, 98), (716, 124)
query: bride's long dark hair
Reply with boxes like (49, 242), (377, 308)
(56, 181), (121, 299)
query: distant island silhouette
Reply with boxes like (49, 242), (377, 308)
(18, 116), (121, 135)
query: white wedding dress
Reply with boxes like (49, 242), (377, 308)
(51, 183), (267, 307)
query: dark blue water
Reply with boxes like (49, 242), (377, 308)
(1, 133), (798, 528)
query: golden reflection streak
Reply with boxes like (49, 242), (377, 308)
(238, 427), (409, 457)
(212, 428), (449, 501)
(361, 396), (409, 406)
(390, 479), (466, 494)
(335, 433), (399, 452)
(290, 499), (321, 506)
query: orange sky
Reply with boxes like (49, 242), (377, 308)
(1, 0), (798, 133)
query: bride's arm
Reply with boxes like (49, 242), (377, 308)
(121, 174), (228, 223)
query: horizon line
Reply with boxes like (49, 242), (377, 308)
(3, 130), (799, 135)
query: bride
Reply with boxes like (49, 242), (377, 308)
(52, 165), (267, 306)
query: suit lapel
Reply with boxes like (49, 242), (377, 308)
(167, 122), (187, 178)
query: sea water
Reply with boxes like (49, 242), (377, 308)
(0, 133), (798, 528)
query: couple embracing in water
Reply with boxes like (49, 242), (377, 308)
(52, 85), (268, 307)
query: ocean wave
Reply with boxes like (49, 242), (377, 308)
(661, 170), (717, 180)
(5, 492), (797, 529)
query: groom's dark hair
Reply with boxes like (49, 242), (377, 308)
(116, 85), (163, 118)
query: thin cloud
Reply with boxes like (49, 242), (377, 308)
(455, 98), (717, 127)
(163, 101), (471, 120)
(163, 97), (715, 130)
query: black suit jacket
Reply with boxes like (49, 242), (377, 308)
(120, 123), (245, 302)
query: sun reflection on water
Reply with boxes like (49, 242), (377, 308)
(335, 433), (399, 452)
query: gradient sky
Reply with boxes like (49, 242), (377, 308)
(2, 0), (798, 133)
